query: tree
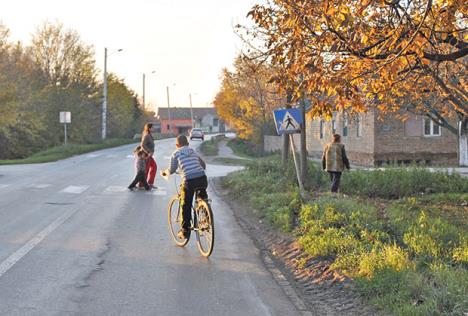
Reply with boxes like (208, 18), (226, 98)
(245, 0), (468, 165)
(213, 55), (281, 153)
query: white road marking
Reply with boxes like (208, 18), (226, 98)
(0, 184), (11, 189)
(26, 184), (52, 189)
(149, 189), (167, 196)
(0, 207), (78, 278)
(163, 156), (171, 160)
(104, 186), (127, 193)
(86, 154), (101, 158)
(127, 155), (134, 158)
(60, 185), (89, 194)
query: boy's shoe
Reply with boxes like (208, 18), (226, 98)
(177, 229), (190, 240)
(127, 186), (135, 191)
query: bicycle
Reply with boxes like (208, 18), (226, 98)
(162, 172), (214, 257)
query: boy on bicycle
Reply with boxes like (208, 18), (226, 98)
(161, 135), (207, 239)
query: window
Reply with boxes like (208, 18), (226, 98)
(332, 120), (336, 134)
(319, 120), (324, 139)
(167, 124), (170, 130)
(356, 115), (362, 137)
(213, 118), (219, 126)
(423, 118), (441, 136)
(343, 114), (348, 137)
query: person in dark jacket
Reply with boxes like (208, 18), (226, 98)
(140, 123), (157, 189)
(322, 134), (350, 193)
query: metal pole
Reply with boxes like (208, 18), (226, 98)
(166, 86), (172, 135)
(189, 93), (194, 129)
(64, 123), (68, 146)
(290, 134), (306, 198)
(142, 73), (146, 110)
(102, 47), (108, 140)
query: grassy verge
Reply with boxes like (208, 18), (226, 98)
(199, 136), (225, 156)
(212, 157), (251, 166)
(222, 155), (468, 315)
(227, 138), (264, 157)
(0, 138), (137, 165)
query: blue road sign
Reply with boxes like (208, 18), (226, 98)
(273, 108), (303, 135)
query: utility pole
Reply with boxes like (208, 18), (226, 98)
(166, 86), (173, 135)
(102, 48), (108, 140)
(142, 73), (146, 110)
(189, 93), (194, 129)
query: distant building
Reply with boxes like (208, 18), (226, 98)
(156, 107), (224, 135)
(306, 110), (458, 166)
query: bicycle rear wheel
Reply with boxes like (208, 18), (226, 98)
(195, 199), (214, 257)
(168, 195), (189, 247)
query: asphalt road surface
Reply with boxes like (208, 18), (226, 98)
(0, 137), (302, 316)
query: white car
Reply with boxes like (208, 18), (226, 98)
(190, 128), (204, 140)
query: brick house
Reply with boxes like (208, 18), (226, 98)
(157, 107), (224, 135)
(306, 110), (458, 166)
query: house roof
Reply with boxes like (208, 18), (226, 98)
(157, 107), (218, 120)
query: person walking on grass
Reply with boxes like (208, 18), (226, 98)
(322, 133), (350, 193)
(128, 146), (151, 191)
(140, 123), (157, 189)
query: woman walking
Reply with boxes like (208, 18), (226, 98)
(140, 123), (157, 189)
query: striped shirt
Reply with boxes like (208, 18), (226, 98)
(169, 146), (205, 182)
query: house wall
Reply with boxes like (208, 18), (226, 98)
(161, 118), (192, 134)
(306, 112), (376, 166)
(374, 113), (458, 165)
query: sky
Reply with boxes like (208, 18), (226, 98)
(1, 0), (259, 112)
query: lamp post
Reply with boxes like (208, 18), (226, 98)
(189, 93), (195, 129)
(142, 70), (156, 110)
(166, 83), (176, 135)
(166, 86), (172, 135)
(102, 47), (123, 140)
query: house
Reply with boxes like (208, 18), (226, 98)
(156, 107), (224, 135)
(306, 110), (458, 166)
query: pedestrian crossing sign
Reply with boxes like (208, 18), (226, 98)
(273, 108), (303, 135)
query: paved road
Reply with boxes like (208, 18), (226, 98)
(0, 138), (302, 315)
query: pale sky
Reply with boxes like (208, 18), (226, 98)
(1, 0), (259, 112)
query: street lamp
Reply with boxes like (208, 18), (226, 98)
(142, 70), (156, 110)
(102, 47), (123, 140)
(189, 93), (197, 129)
(166, 83), (176, 135)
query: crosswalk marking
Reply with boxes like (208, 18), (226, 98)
(26, 183), (52, 189)
(60, 185), (89, 194)
(104, 186), (128, 193)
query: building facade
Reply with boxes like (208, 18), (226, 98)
(305, 110), (458, 166)
(157, 107), (224, 135)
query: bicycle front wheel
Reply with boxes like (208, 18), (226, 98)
(168, 195), (189, 247)
(195, 199), (214, 257)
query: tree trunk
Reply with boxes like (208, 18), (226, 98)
(459, 119), (468, 166)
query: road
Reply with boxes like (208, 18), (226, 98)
(0, 137), (302, 316)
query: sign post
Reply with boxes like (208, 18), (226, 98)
(273, 108), (306, 199)
(60, 111), (71, 145)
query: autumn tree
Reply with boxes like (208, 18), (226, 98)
(244, 0), (468, 165)
(213, 55), (281, 153)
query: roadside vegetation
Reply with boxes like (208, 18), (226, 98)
(199, 138), (221, 156)
(0, 138), (137, 164)
(222, 154), (468, 315)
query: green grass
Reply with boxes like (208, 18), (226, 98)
(227, 138), (264, 157)
(212, 157), (251, 166)
(222, 155), (468, 315)
(199, 138), (220, 156)
(0, 138), (137, 164)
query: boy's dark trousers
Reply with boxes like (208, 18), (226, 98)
(328, 171), (342, 193)
(129, 171), (150, 190)
(180, 175), (208, 230)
